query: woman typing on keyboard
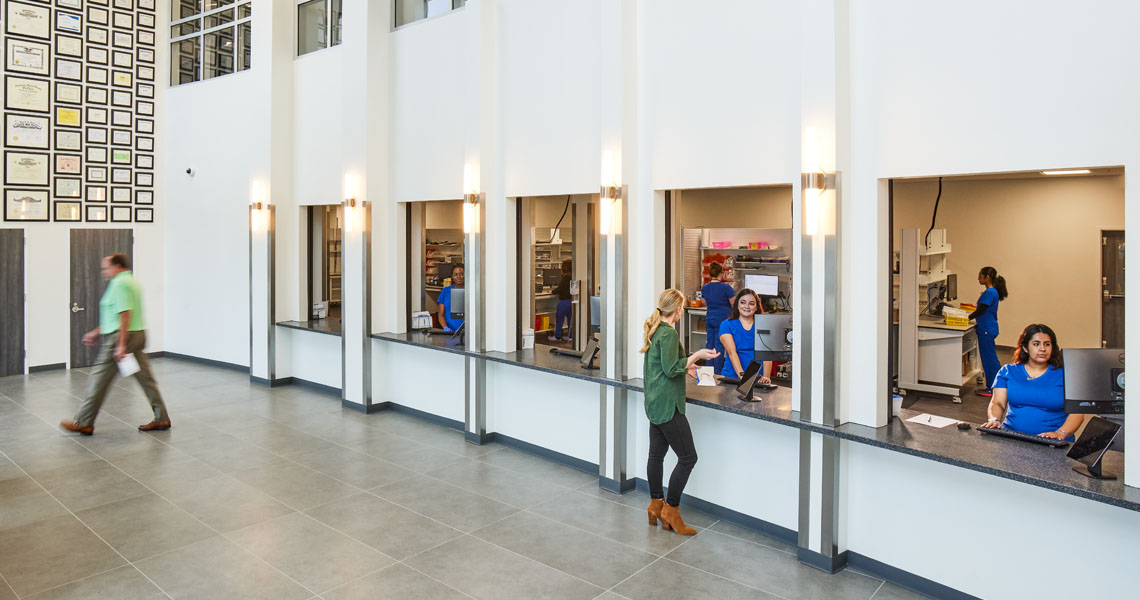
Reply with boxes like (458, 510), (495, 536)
(979, 324), (1083, 441)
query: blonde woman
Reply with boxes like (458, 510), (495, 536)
(641, 289), (718, 535)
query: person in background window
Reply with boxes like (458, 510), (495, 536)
(971, 266), (1008, 397)
(437, 264), (465, 332)
(701, 262), (735, 373)
(641, 288), (718, 536)
(549, 260), (574, 342)
(980, 323), (1082, 440)
(718, 288), (771, 383)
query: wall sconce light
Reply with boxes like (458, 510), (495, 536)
(801, 126), (833, 236)
(250, 180), (265, 232)
(343, 173), (357, 233)
(463, 164), (479, 234)
(599, 151), (621, 236)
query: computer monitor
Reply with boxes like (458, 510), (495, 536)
(744, 274), (779, 297)
(945, 273), (958, 302)
(1067, 416), (1122, 480)
(542, 268), (562, 288)
(579, 336), (599, 369)
(1064, 348), (1125, 415)
(754, 314), (792, 353)
(589, 296), (601, 329)
(450, 289), (465, 319)
(735, 360), (765, 401)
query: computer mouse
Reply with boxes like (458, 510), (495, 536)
(957, 422), (971, 431)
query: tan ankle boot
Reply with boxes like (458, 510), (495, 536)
(647, 499), (664, 526)
(659, 503), (697, 535)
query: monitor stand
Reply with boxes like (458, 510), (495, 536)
(1073, 461), (1117, 480)
(450, 321), (465, 344)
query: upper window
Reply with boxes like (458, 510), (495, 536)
(298, 0), (343, 57)
(170, 0), (252, 86)
(395, 0), (465, 28)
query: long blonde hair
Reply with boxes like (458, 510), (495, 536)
(641, 289), (686, 352)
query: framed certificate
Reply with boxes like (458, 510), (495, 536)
(57, 129), (83, 151)
(87, 87), (108, 104)
(136, 190), (153, 205)
(137, 119), (154, 134)
(86, 127), (108, 143)
(56, 82), (83, 105)
(111, 129), (131, 145)
(138, 13), (155, 28)
(136, 136), (154, 151)
(111, 90), (132, 107)
(88, 46), (109, 64)
(87, 107), (108, 125)
(112, 31), (132, 48)
(55, 177), (81, 198)
(90, 0), (111, 5)
(135, 154), (153, 169)
(111, 148), (131, 164)
(87, 147), (108, 163)
(6, 2), (51, 40)
(111, 187), (131, 203)
(113, 51), (132, 68)
(114, 0), (134, 9)
(88, 7), (108, 25)
(6, 39), (50, 76)
(6, 114), (50, 149)
(111, 167), (131, 183)
(112, 11), (132, 29)
(5, 151), (50, 186)
(136, 100), (154, 116)
(137, 48), (155, 64)
(137, 83), (154, 98)
(88, 26), (109, 45)
(135, 207), (154, 223)
(56, 35), (83, 58)
(111, 205), (132, 222)
(138, 30), (155, 46)
(137, 65), (155, 81)
(5, 76), (50, 113)
(139, 0), (155, 9)
(58, 0), (84, 9)
(56, 58), (83, 81)
(87, 185), (108, 202)
(112, 71), (132, 87)
(56, 11), (81, 33)
(55, 201), (83, 222)
(112, 110), (131, 126)
(88, 66), (109, 84)
(5, 189), (50, 222)
(55, 153), (82, 175)
(135, 172), (153, 187)
(87, 204), (108, 222)
(87, 165), (108, 183)
(56, 107), (82, 128)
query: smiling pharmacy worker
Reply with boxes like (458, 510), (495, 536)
(718, 288), (771, 383)
(979, 323), (1084, 440)
(970, 266), (1008, 397)
(437, 264), (465, 332)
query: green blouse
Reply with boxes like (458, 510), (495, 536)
(643, 324), (689, 425)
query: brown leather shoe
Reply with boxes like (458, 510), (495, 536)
(659, 503), (697, 536)
(60, 420), (94, 436)
(647, 498), (664, 526)
(138, 421), (171, 431)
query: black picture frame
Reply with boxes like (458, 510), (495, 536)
(55, 106), (81, 129)
(138, 12), (155, 28)
(136, 64), (154, 81)
(86, 126), (108, 144)
(111, 89), (132, 107)
(136, 118), (154, 134)
(5, 114), (51, 149)
(136, 100), (154, 116)
(135, 135), (154, 152)
(5, 2), (52, 41)
(137, 30), (154, 46)
(111, 110), (131, 126)
(4, 150), (50, 186)
(87, 6), (108, 25)
(135, 207), (153, 223)
(55, 34), (83, 58)
(135, 171), (152, 187)
(86, 146), (108, 164)
(112, 50), (132, 69)
(110, 167), (131, 184)
(86, 204), (108, 222)
(135, 153), (153, 169)
(86, 86), (108, 105)
(135, 189), (153, 205)
(54, 153), (82, 175)
(110, 148), (131, 165)
(86, 106), (108, 125)
(87, 66), (109, 85)
(55, 11), (82, 34)
(56, 129), (82, 151)
(54, 200), (83, 222)
(112, 70), (132, 88)
(137, 82), (154, 98)
(55, 58), (83, 81)
(86, 165), (108, 183)
(5, 75), (51, 113)
(111, 11), (132, 29)
(87, 25), (109, 45)
(4, 189), (50, 222)
(54, 176), (82, 198)
(87, 45), (109, 64)
(111, 205), (132, 223)
(112, 30), (132, 49)
(110, 186), (131, 203)
(6, 39), (52, 77)
(87, 184), (108, 202)
(111, 128), (131, 146)
(113, 0), (134, 10)
(55, 81), (83, 106)
(138, 0), (154, 10)
(137, 47), (155, 64)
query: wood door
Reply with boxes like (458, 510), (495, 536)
(0, 229), (24, 376)
(1102, 230), (1125, 348)
(70, 230), (133, 368)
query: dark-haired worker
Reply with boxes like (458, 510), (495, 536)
(437, 264), (465, 332)
(701, 262), (734, 372)
(971, 266), (1008, 397)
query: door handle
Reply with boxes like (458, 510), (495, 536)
(71, 303), (85, 313)
(1103, 290), (1111, 303)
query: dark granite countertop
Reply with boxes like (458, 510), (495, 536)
(277, 318), (342, 337)
(371, 331), (468, 356)
(369, 331), (1138, 512)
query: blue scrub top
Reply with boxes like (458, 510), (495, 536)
(438, 285), (464, 332)
(717, 319), (756, 378)
(701, 281), (735, 324)
(975, 287), (1000, 336)
(994, 364), (1069, 438)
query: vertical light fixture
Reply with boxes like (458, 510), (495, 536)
(462, 163), (479, 234)
(343, 173), (357, 233)
(250, 180), (265, 232)
(801, 126), (824, 236)
(599, 150), (620, 235)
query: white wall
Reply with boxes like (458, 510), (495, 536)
(487, 361), (600, 464)
(283, 328), (342, 388)
(372, 340), (466, 423)
(678, 186), (794, 229)
(293, 48), (345, 206)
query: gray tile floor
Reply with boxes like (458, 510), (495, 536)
(0, 359), (931, 600)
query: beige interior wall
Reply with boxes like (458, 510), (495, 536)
(893, 175), (1124, 348)
(679, 185), (793, 228)
(425, 199), (462, 230)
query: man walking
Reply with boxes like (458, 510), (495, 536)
(61, 253), (171, 435)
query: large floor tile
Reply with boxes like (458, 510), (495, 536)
(0, 515), (126, 597)
(667, 530), (883, 600)
(305, 493), (461, 560)
(23, 565), (167, 600)
(32, 460), (151, 512)
(0, 476), (69, 532)
(1, 436), (101, 475)
(426, 459), (569, 508)
(230, 460), (360, 510)
(74, 424), (166, 461)
(406, 535), (603, 600)
(233, 423), (340, 458)
(290, 447), (415, 490)
(322, 564), (469, 600)
(530, 489), (692, 556)
(476, 447), (597, 489)
(76, 493), (216, 562)
(360, 440), (468, 474)
(167, 432), (288, 474)
(870, 582), (932, 600)
(106, 450), (221, 495)
(574, 485), (719, 529)
(614, 558), (781, 600)
(392, 423), (502, 458)
(473, 511), (656, 588)
(707, 520), (797, 554)
(227, 512), (395, 594)
(159, 473), (294, 532)
(0, 580), (14, 600)
(0, 457), (23, 483)
(135, 536), (312, 600)
(371, 475), (520, 533)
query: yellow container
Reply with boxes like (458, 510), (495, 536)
(944, 315), (969, 327)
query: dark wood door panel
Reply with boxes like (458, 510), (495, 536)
(0, 229), (24, 376)
(70, 230), (133, 368)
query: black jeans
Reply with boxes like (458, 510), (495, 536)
(647, 410), (698, 507)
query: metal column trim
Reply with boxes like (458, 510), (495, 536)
(362, 201), (372, 407)
(267, 205), (276, 381)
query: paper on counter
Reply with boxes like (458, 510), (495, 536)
(696, 366), (716, 387)
(905, 413), (959, 428)
(117, 354), (140, 377)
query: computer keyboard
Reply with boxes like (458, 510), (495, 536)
(977, 426), (1069, 448)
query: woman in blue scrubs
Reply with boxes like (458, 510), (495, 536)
(970, 266), (1007, 397)
(717, 288), (771, 383)
(701, 262), (735, 372)
(980, 324), (1084, 440)
(437, 264), (465, 332)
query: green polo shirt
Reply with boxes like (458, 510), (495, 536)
(99, 271), (146, 334)
(642, 324), (688, 425)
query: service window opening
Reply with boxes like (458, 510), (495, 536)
(406, 200), (466, 332)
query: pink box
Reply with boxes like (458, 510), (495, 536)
(712, 241), (731, 249)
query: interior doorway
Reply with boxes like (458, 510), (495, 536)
(0, 229), (24, 376)
(1102, 229), (1125, 348)
(70, 230), (133, 368)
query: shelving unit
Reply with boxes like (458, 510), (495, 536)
(532, 239), (573, 334)
(324, 215), (342, 311)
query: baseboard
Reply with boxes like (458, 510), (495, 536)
(599, 477), (636, 494)
(848, 552), (981, 600)
(383, 402), (465, 431)
(159, 351), (248, 373)
(250, 376), (294, 388)
(28, 363), (65, 373)
(634, 478), (798, 546)
(342, 399), (386, 414)
(797, 547), (848, 574)
(289, 378), (340, 397)
(493, 433), (598, 475)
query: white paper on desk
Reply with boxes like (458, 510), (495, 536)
(905, 413), (958, 428)
(696, 366), (716, 386)
(116, 354), (140, 377)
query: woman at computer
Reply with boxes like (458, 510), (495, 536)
(437, 264), (465, 332)
(701, 262), (735, 372)
(979, 323), (1084, 440)
(641, 288), (719, 536)
(971, 266), (1008, 397)
(717, 289), (771, 383)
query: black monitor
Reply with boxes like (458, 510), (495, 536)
(736, 361), (765, 402)
(1067, 416), (1122, 480)
(1064, 348), (1124, 415)
(450, 289), (465, 319)
(945, 273), (958, 301)
(542, 268), (562, 288)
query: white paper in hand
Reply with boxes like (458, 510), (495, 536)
(117, 354), (140, 377)
(696, 366), (716, 387)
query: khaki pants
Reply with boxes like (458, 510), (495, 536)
(75, 331), (169, 427)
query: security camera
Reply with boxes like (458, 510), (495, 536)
(185, 168), (193, 176)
